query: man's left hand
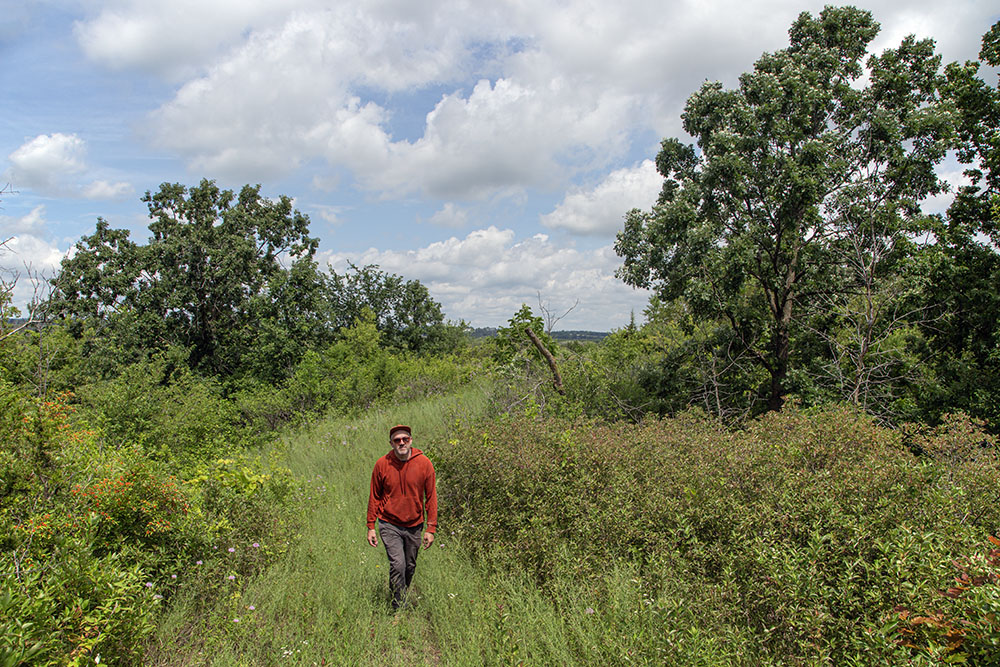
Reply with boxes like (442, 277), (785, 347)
(422, 532), (434, 549)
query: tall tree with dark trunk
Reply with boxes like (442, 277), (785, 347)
(616, 6), (954, 412)
(54, 179), (318, 376)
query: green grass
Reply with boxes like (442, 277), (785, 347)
(144, 388), (1000, 666)
(147, 384), (695, 666)
(145, 384), (503, 665)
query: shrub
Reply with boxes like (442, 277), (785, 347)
(72, 462), (193, 560)
(1, 532), (157, 666)
(433, 405), (1000, 663)
(186, 454), (303, 561)
(1, 385), (162, 665)
(888, 536), (1000, 663)
(392, 352), (478, 403)
(271, 311), (403, 421)
(77, 350), (243, 468)
(1, 360), (308, 665)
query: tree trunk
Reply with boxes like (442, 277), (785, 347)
(525, 327), (564, 395)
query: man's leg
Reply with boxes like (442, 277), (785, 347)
(378, 522), (422, 609)
(401, 524), (422, 591)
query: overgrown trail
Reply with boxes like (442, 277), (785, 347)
(147, 387), (664, 666)
(149, 388), (513, 665)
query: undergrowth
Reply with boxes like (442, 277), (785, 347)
(432, 405), (1000, 664)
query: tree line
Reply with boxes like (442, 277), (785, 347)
(4, 5), (998, 428)
(48, 179), (463, 388)
(616, 7), (1000, 426)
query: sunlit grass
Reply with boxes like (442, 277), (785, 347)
(149, 383), (516, 665)
(147, 385), (1000, 665)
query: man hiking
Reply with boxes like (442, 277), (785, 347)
(366, 424), (438, 610)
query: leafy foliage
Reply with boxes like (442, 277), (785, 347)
(0, 351), (311, 665)
(326, 263), (462, 355)
(51, 183), (459, 386)
(490, 304), (557, 366)
(53, 179), (319, 379)
(616, 6), (955, 414)
(912, 21), (1000, 428)
(434, 405), (1000, 663)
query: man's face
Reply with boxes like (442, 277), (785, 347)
(390, 429), (412, 460)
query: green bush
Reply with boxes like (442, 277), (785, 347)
(433, 405), (1000, 663)
(1, 384), (161, 665)
(0, 357), (309, 665)
(887, 536), (1000, 663)
(78, 349), (244, 468)
(1, 532), (156, 667)
(186, 454), (304, 563)
(246, 311), (405, 426)
(392, 351), (478, 403)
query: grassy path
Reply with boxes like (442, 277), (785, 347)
(145, 386), (692, 666)
(146, 387), (589, 666)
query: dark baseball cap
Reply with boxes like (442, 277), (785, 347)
(389, 424), (411, 438)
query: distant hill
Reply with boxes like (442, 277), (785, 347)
(549, 330), (609, 342)
(470, 327), (608, 342)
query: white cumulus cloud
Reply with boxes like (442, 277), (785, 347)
(1, 205), (47, 236)
(318, 225), (649, 329)
(83, 180), (134, 200)
(424, 203), (469, 229)
(4, 133), (132, 200)
(73, 0), (304, 80)
(541, 160), (661, 236)
(81, 0), (995, 210)
(6, 133), (86, 191)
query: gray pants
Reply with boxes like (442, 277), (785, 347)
(378, 520), (422, 609)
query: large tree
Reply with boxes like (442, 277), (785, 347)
(54, 179), (318, 376)
(914, 21), (1000, 425)
(616, 6), (954, 412)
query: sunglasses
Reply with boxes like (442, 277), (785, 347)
(392, 436), (411, 445)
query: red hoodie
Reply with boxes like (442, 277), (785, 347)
(367, 447), (438, 533)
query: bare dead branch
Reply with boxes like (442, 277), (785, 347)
(536, 291), (578, 334)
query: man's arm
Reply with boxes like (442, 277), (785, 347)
(366, 462), (382, 546)
(423, 459), (437, 548)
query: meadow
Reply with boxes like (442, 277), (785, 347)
(3, 313), (1000, 667)
(142, 388), (1000, 665)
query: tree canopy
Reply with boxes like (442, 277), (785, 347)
(616, 6), (955, 413)
(54, 180), (317, 376)
(52, 180), (453, 382)
(326, 263), (458, 355)
(911, 21), (1000, 425)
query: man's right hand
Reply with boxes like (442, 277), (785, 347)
(367, 528), (378, 547)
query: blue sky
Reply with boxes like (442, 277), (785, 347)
(1, 1), (996, 329)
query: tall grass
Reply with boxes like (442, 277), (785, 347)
(145, 388), (1000, 665)
(148, 383), (715, 665)
(145, 383), (494, 665)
